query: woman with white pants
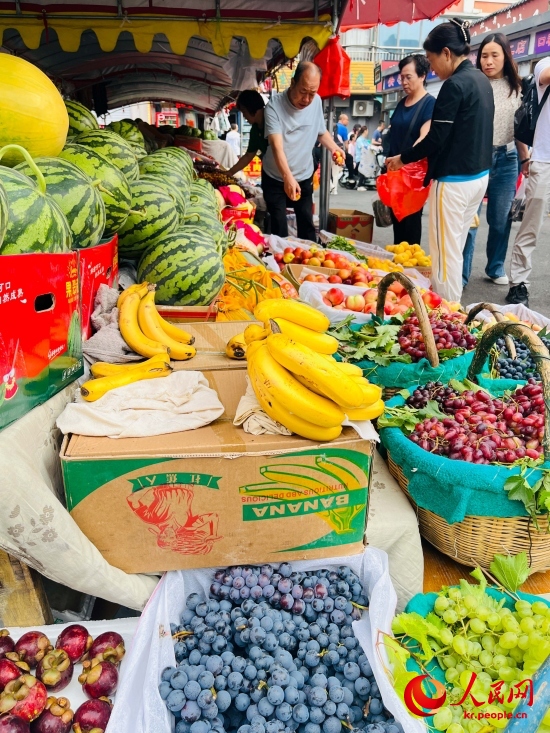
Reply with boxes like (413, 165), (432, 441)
(386, 18), (494, 303)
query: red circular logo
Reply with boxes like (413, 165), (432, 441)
(403, 675), (447, 717)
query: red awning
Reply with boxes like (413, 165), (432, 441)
(340, 0), (457, 29)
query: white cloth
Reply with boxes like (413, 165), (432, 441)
(429, 175), (488, 302)
(225, 130), (241, 156)
(533, 57), (550, 162)
(201, 139), (239, 169)
(233, 378), (292, 435)
(509, 160), (550, 285)
(0, 384), (158, 610)
(57, 371), (224, 439)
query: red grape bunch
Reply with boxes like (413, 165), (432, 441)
(406, 379), (545, 464)
(397, 313), (478, 363)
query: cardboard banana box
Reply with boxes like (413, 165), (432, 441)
(60, 366), (373, 573)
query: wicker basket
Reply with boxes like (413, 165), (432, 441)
(384, 321), (550, 573)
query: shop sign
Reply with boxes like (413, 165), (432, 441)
(350, 62), (375, 94)
(510, 35), (530, 58)
(535, 30), (550, 55)
(383, 73), (401, 91)
(374, 64), (382, 85)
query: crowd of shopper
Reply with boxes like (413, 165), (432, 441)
(227, 18), (549, 305)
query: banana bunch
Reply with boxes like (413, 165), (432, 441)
(81, 354), (172, 402)
(245, 300), (384, 441)
(117, 282), (196, 360)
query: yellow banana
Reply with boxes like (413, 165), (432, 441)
(91, 353), (170, 378)
(336, 362), (363, 377)
(119, 293), (169, 358)
(266, 334), (365, 409)
(117, 282), (148, 310)
(350, 378), (383, 406)
(244, 323), (270, 345)
(254, 300), (329, 333)
(154, 309), (195, 346)
(245, 340), (264, 361)
(272, 318), (338, 355)
(345, 399), (385, 421)
(81, 365), (172, 402)
(226, 333), (247, 360)
(248, 362), (342, 442)
(138, 288), (196, 361)
(248, 342), (344, 428)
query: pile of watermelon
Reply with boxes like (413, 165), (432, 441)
(0, 92), (228, 307)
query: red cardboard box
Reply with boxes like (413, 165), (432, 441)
(78, 235), (119, 339)
(0, 252), (84, 431)
(328, 209), (374, 243)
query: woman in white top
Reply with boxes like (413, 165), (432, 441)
(462, 33), (529, 286)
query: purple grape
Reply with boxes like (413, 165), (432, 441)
(280, 593), (294, 611)
(250, 585), (263, 600)
(303, 588), (315, 602)
(233, 576), (245, 590)
(246, 574), (259, 588)
(314, 584), (328, 600)
(240, 586), (250, 599)
(231, 566), (243, 578)
(258, 574), (271, 588)
(279, 563), (292, 578)
(292, 599), (306, 615)
(278, 578), (293, 594)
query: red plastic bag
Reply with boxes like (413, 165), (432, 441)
(314, 36), (351, 99)
(376, 160), (431, 221)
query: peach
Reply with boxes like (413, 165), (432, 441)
(346, 294), (366, 312)
(328, 275), (343, 284)
(326, 287), (345, 306)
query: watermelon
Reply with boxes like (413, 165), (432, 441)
(117, 179), (179, 260)
(75, 129), (139, 182)
(140, 174), (186, 224)
(139, 155), (191, 196)
(0, 168), (72, 254)
(137, 233), (224, 306)
(59, 144), (131, 238)
(190, 179), (218, 206)
(0, 181), (7, 250)
(181, 217), (227, 256)
(149, 147), (194, 180)
(127, 141), (147, 160)
(106, 119), (145, 147)
(65, 100), (99, 136)
(15, 157), (106, 249)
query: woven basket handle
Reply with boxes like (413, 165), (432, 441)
(375, 272), (439, 368)
(465, 303), (517, 360)
(467, 322), (550, 461)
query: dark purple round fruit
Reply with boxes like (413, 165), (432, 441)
(30, 697), (73, 733)
(35, 652), (73, 693)
(87, 633), (125, 666)
(0, 634), (14, 661)
(54, 627), (92, 665)
(14, 634), (52, 669)
(0, 660), (29, 693)
(72, 699), (112, 733)
(0, 714), (30, 732)
(78, 660), (118, 699)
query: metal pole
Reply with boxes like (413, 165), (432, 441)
(319, 97), (334, 233)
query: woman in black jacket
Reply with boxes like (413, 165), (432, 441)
(386, 19), (494, 303)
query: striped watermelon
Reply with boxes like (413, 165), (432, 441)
(149, 148), (194, 180)
(140, 174), (186, 224)
(75, 130), (139, 182)
(106, 119), (145, 147)
(59, 144), (131, 238)
(127, 141), (147, 160)
(15, 157), (106, 249)
(191, 178), (217, 204)
(138, 155), (191, 196)
(0, 168), (72, 254)
(137, 233), (224, 305)
(0, 181), (7, 250)
(117, 179), (179, 260)
(65, 100), (99, 136)
(181, 217), (227, 256)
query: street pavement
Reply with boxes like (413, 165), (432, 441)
(316, 187), (550, 317)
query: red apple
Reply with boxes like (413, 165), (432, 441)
(346, 295), (366, 312)
(326, 288), (345, 306)
(422, 290), (443, 309)
(273, 253), (284, 263)
(337, 269), (351, 280)
(388, 281), (406, 297)
(303, 274), (317, 282)
(398, 294), (414, 308)
(283, 247), (294, 255)
(363, 303), (376, 314)
(328, 275), (342, 284)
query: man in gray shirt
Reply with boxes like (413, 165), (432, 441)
(262, 61), (343, 240)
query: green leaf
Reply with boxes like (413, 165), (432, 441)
(470, 566), (486, 585)
(449, 379), (467, 393)
(398, 389), (411, 399)
(538, 489), (550, 513)
(391, 612), (440, 661)
(438, 347), (466, 361)
(424, 400), (447, 419)
(489, 553), (530, 593)
(425, 612), (447, 631)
